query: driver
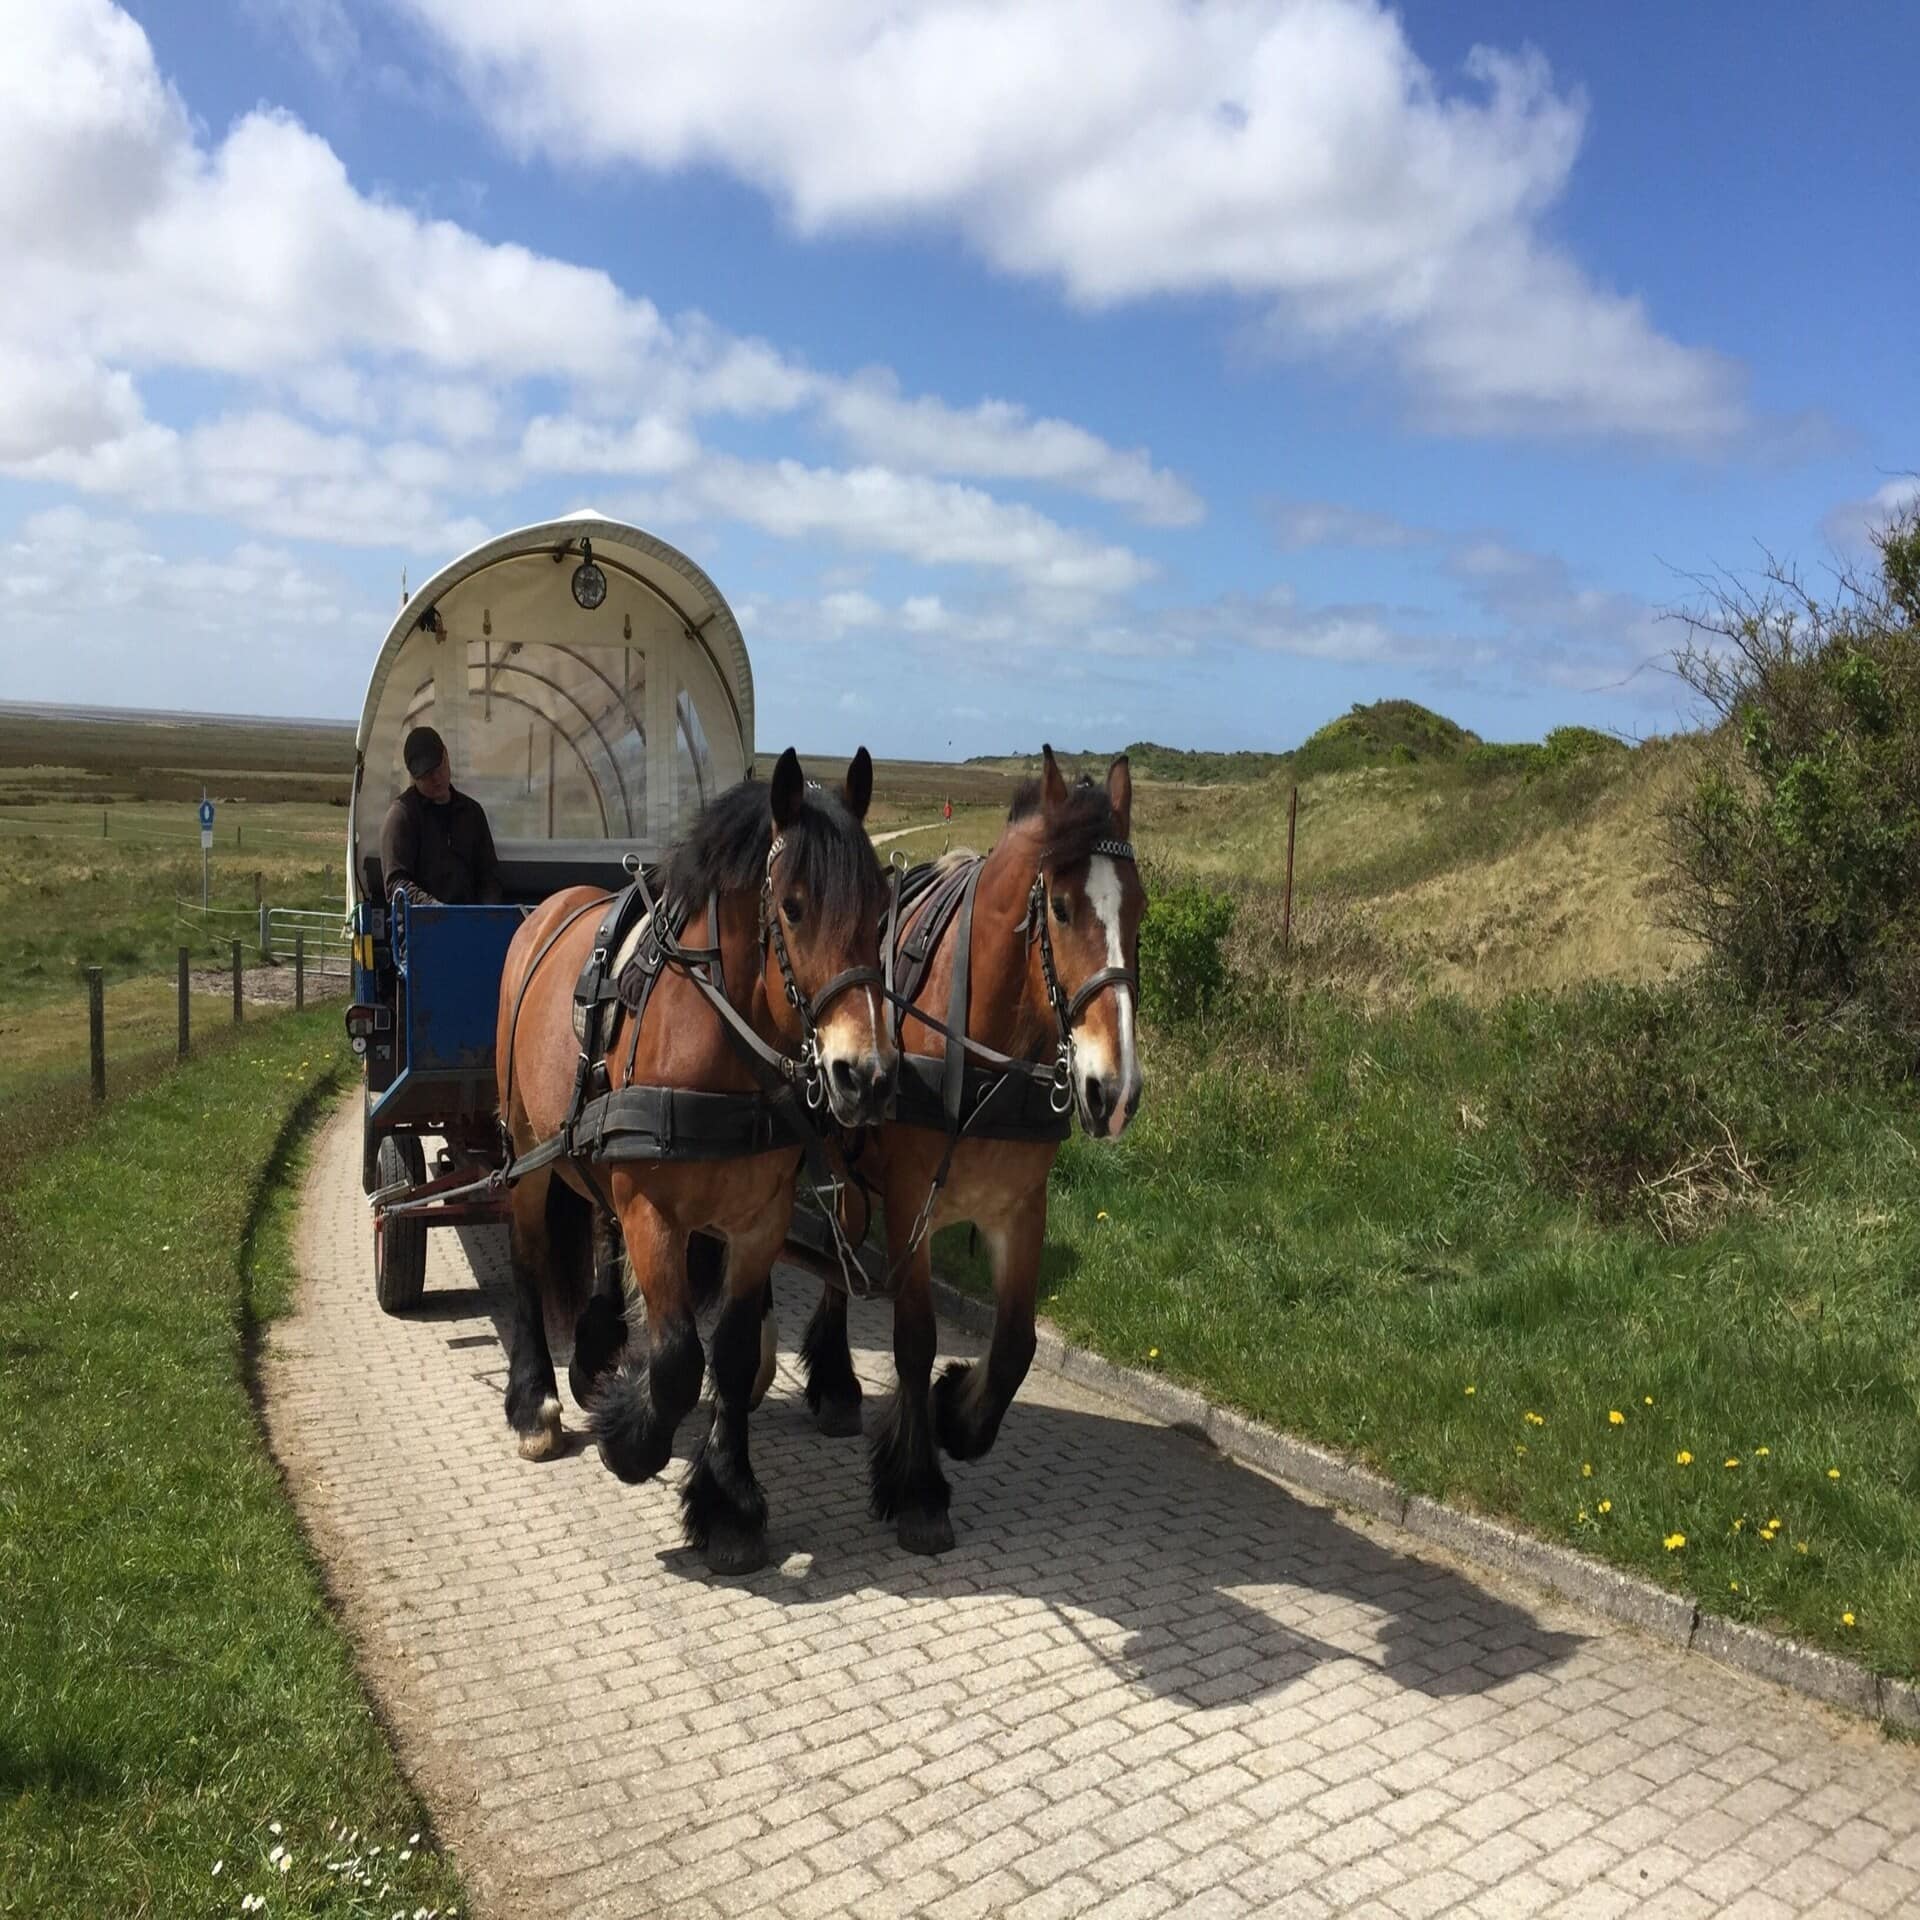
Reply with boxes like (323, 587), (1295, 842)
(380, 725), (504, 906)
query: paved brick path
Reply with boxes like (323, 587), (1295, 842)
(269, 1100), (1920, 1919)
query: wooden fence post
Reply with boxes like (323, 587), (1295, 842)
(232, 939), (243, 1023)
(87, 967), (105, 1102)
(1282, 784), (1299, 953)
(177, 946), (190, 1059)
(295, 931), (305, 1011)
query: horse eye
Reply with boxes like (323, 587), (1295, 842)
(1051, 894), (1070, 924)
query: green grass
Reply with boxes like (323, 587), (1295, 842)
(936, 985), (1920, 1682)
(0, 1010), (467, 1916)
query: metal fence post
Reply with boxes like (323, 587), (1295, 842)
(87, 967), (105, 1102)
(232, 939), (243, 1023)
(1282, 784), (1299, 954)
(178, 946), (190, 1059)
(295, 931), (305, 1011)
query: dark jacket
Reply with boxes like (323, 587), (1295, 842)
(379, 786), (503, 905)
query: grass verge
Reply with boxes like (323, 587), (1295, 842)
(0, 1008), (467, 1916)
(935, 983), (1920, 1683)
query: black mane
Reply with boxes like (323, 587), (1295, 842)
(1007, 775), (1121, 872)
(666, 775), (884, 923)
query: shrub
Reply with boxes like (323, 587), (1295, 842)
(1540, 725), (1624, 769)
(1139, 881), (1235, 1023)
(1667, 503), (1920, 1030)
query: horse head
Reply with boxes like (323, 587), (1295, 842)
(763, 745), (897, 1127)
(1031, 745), (1146, 1140)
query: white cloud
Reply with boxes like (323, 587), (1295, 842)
(821, 375), (1202, 526)
(395, 0), (1745, 445)
(0, 507), (378, 712)
(520, 413), (700, 476)
(1269, 500), (1427, 552)
(641, 457), (1155, 595)
(1821, 477), (1920, 553)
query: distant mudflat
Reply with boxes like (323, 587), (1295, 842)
(0, 698), (351, 732)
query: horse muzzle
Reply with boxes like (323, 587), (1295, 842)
(825, 1051), (896, 1128)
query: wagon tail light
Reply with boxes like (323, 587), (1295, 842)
(344, 1002), (392, 1055)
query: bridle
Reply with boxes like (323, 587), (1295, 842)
(1028, 835), (1139, 1116)
(760, 831), (899, 1111)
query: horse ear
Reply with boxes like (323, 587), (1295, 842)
(1106, 753), (1132, 839)
(770, 747), (805, 829)
(842, 746), (873, 822)
(1041, 743), (1069, 814)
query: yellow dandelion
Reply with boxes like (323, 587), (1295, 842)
(1147, 1347), (1159, 1360)
(1676, 1450), (1693, 1466)
(1577, 1508), (1589, 1523)
(1724, 1456), (1740, 1469)
(1664, 1532), (1687, 1551)
(1760, 1530), (1776, 1544)
(1598, 1499), (1612, 1514)
(1524, 1411), (1545, 1427)
(1732, 1517), (1745, 1532)
(1096, 1210), (1110, 1222)
(1644, 1396), (1654, 1407)
(1515, 1444), (1528, 1456)
(1828, 1468), (1841, 1481)
(1730, 1581), (1740, 1592)
(1842, 1612), (1857, 1628)
(1582, 1462), (1593, 1478)
(1755, 1446), (1771, 1458)
(1609, 1410), (1625, 1427)
(1768, 1517), (1781, 1529)
(1464, 1385), (1477, 1396)
(1795, 1541), (1809, 1555)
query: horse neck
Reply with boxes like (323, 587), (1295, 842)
(959, 821), (1052, 1058)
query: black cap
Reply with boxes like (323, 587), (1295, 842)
(403, 725), (446, 779)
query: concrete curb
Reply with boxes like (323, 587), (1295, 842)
(931, 1278), (1915, 1735)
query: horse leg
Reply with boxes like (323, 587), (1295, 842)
(567, 1201), (629, 1409)
(800, 1283), (862, 1436)
(503, 1170), (565, 1460)
(869, 1214), (952, 1554)
(591, 1199), (704, 1485)
(934, 1195), (1043, 1462)
(751, 1273), (779, 1412)
(680, 1223), (784, 1575)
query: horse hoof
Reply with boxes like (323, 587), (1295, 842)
(516, 1396), (563, 1461)
(704, 1523), (769, 1577)
(897, 1510), (955, 1556)
(814, 1395), (863, 1438)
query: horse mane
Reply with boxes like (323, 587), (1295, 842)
(1006, 774), (1120, 872)
(665, 776), (884, 923)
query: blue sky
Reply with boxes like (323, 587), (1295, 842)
(0, 0), (1912, 760)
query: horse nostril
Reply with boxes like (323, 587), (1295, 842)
(1123, 1084), (1142, 1125)
(829, 1058), (861, 1103)
(1085, 1077), (1110, 1123)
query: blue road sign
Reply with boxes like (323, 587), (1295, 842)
(199, 799), (215, 829)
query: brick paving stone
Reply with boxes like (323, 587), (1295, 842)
(265, 1100), (1920, 1919)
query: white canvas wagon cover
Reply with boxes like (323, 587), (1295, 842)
(348, 515), (754, 904)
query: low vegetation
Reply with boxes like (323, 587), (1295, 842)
(0, 1009), (467, 1916)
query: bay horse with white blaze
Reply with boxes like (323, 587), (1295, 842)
(494, 748), (894, 1574)
(800, 747), (1146, 1553)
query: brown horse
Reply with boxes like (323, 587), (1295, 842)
(799, 746), (1146, 1552)
(494, 747), (895, 1573)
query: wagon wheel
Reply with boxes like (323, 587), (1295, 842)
(373, 1133), (429, 1314)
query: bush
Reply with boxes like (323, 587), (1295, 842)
(1540, 725), (1623, 769)
(1668, 505), (1920, 1028)
(1139, 882), (1235, 1023)
(1505, 979), (1906, 1239)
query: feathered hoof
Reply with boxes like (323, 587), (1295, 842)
(704, 1521), (769, 1577)
(516, 1395), (564, 1461)
(897, 1509), (955, 1556)
(813, 1393), (864, 1438)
